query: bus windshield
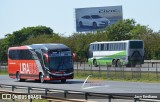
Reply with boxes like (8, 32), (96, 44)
(48, 51), (73, 71)
(129, 41), (143, 49)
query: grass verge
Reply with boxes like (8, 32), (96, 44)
(74, 70), (160, 82)
(0, 69), (8, 75)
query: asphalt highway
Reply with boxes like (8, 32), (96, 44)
(1, 75), (160, 93)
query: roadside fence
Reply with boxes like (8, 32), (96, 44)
(74, 61), (160, 81)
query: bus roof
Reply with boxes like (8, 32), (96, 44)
(8, 43), (70, 50)
(90, 40), (143, 44)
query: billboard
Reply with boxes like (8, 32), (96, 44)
(75, 6), (123, 32)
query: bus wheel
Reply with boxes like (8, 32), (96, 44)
(39, 73), (45, 83)
(16, 72), (25, 82)
(93, 60), (98, 67)
(61, 79), (66, 83)
(112, 60), (116, 67)
(117, 60), (121, 67)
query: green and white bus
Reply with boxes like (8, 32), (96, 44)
(88, 40), (144, 67)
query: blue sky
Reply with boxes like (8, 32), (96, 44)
(0, 0), (160, 38)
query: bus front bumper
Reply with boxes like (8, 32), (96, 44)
(46, 72), (74, 80)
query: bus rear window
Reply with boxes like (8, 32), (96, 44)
(129, 41), (143, 49)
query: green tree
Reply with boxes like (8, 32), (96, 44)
(5, 26), (54, 46)
(0, 26), (54, 61)
(105, 19), (135, 41)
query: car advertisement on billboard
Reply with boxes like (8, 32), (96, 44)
(75, 6), (123, 32)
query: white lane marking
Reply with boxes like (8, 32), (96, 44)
(82, 75), (110, 90)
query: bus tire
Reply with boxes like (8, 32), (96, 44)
(39, 73), (45, 83)
(16, 72), (25, 82)
(116, 60), (121, 67)
(112, 59), (116, 67)
(61, 79), (66, 83)
(93, 59), (98, 67)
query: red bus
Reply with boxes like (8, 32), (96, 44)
(8, 44), (74, 83)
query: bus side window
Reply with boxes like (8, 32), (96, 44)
(119, 43), (121, 50)
(122, 43), (124, 50)
(9, 50), (17, 60)
(21, 50), (33, 60)
(120, 43), (123, 50)
(119, 43), (120, 50)
(124, 43), (126, 50)
(115, 43), (117, 51)
(123, 43), (125, 50)
(110, 43), (113, 51)
(117, 43), (119, 51)
(115, 43), (118, 51)
(104, 44), (107, 51)
(92, 44), (94, 50)
(110, 44), (112, 51)
(95, 44), (97, 51)
(113, 43), (115, 51)
(101, 44), (104, 51)
(108, 43), (111, 51)
(122, 43), (126, 50)
(97, 44), (99, 51)
(109, 44), (111, 51)
(106, 44), (109, 51)
(30, 50), (38, 60)
(112, 44), (114, 51)
(93, 44), (95, 51)
(92, 44), (93, 51)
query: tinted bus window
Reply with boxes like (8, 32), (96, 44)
(109, 43), (111, 51)
(9, 50), (18, 59)
(130, 41), (143, 49)
(9, 49), (37, 60)
(97, 44), (99, 51)
(104, 44), (108, 51)
(124, 43), (126, 50)
(101, 44), (104, 50)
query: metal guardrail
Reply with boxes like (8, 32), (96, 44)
(0, 84), (160, 102)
